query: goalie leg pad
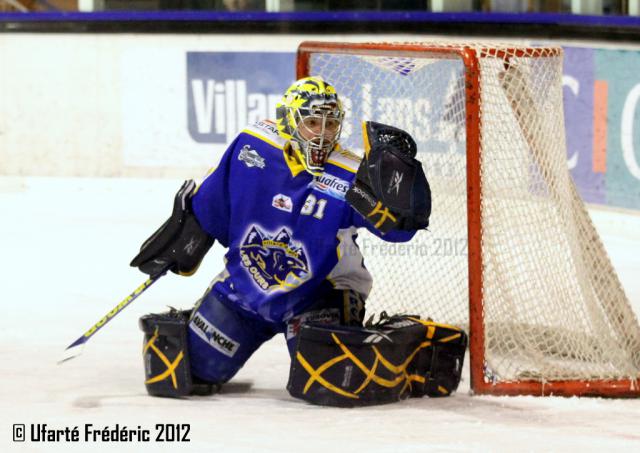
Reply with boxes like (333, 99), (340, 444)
(407, 320), (468, 397)
(285, 288), (366, 356)
(139, 309), (218, 398)
(287, 315), (467, 407)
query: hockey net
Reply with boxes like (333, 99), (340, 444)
(298, 41), (640, 397)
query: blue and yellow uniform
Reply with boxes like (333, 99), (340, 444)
(187, 120), (415, 383)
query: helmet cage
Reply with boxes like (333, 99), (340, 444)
(289, 103), (344, 173)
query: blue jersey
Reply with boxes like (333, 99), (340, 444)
(191, 120), (415, 324)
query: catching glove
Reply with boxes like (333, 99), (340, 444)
(345, 121), (431, 234)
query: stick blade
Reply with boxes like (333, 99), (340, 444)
(58, 272), (166, 365)
(58, 341), (86, 365)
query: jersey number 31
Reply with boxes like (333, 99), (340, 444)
(301, 194), (327, 220)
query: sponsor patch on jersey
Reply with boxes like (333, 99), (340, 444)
(240, 225), (311, 292)
(190, 313), (240, 357)
(286, 308), (341, 340)
(272, 194), (293, 213)
(238, 144), (266, 169)
(309, 173), (350, 201)
(254, 120), (279, 137)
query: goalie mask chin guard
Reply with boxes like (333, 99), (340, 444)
(276, 76), (344, 175)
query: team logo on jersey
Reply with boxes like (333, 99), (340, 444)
(272, 194), (293, 213)
(309, 174), (350, 201)
(240, 225), (311, 292)
(238, 145), (266, 169)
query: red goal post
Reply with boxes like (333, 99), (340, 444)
(297, 41), (640, 397)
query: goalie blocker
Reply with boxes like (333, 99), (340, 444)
(130, 179), (214, 277)
(287, 315), (467, 407)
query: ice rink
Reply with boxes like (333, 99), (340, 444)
(1, 176), (639, 453)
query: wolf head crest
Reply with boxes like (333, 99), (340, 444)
(240, 225), (311, 292)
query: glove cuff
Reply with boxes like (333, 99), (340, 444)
(345, 183), (399, 234)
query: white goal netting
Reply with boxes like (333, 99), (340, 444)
(305, 43), (640, 387)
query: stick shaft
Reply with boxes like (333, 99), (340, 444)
(65, 271), (166, 351)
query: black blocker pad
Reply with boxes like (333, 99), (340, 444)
(287, 315), (467, 407)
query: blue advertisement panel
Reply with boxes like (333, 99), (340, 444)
(560, 46), (640, 210)
(596, 49), (640, 210)
(187, 52), (295, 145)
(183, 48), (640, 211)
(562, 47), (606, 204)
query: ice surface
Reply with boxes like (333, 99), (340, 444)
(1, 177), (639, 453)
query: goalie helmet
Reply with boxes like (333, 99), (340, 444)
(276, 76), (344, 176)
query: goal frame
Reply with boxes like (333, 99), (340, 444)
(297, 40), (640, 398)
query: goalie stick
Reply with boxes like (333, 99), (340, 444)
(59, 268), (169, 364)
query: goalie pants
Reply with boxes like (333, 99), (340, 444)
(187, 284), (364, 384)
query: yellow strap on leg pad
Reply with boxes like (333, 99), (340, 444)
(139, 309), (217, 398)
(403, 317), (468, 398)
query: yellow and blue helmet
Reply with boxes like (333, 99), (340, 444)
(276, 76), (344, 175)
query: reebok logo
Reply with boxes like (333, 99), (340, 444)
(190, 313), (240, 357)
(351, 186), (376, 207)
(362, 331), (392, 344)
(184, 237), (200, 255)
(387, 170), (404, 196)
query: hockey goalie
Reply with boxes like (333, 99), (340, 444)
(131, 76), (467, 406)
